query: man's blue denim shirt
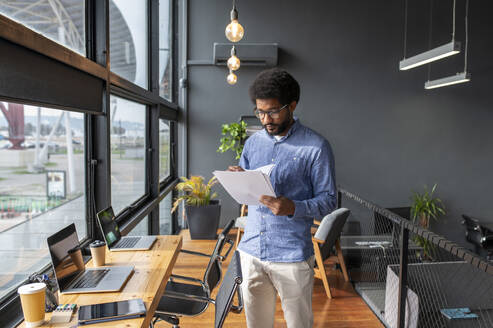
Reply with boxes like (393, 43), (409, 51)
(238, 118), (337, 262)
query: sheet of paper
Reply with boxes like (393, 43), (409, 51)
(213, 169), (276, 206)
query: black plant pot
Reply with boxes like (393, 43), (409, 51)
(185, 200), (221, 240)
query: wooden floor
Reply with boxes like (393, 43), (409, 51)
(156, 230), (383, 328)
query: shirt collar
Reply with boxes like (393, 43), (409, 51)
(264, 117), (300, 142)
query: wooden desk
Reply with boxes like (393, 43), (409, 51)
(18, 235), (182, 328)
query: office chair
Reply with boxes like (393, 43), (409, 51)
(234, 204), (247, 248)
(312, 208), (350, 298)
(153, 219), (236, 327)
(153, 250), (243, 328)
(462, 214), (493, 260)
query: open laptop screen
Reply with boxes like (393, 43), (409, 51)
(97, 207), (121, 248)
(47, 223), (82, 292)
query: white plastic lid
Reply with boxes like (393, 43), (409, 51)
(18, 283), (46, 295)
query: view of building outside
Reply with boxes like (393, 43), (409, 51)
(128, 216), (148, 236)
(0, 102), (86, 301)
(0, 0), (86, 55)
(159, 119), (170, 180)
(159, 0), (172, 100)
(110, 96), (146, 215)
(160, 193), (172, 235)
(110, 0), (148, 89)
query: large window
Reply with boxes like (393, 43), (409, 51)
(110, 0), (149, 89)
(159, 119), (170, 180)
(128, 216), (149, 236)
(110, 96), (146, 215)
(0, 102), (85, 301)
(159, 193), (172, 235)
(0, 0), (85, 55)
(159, 0), (172, 100)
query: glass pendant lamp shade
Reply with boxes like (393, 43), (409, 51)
(225, 19), (244, 42)
(225, 5), (244, 42)
(227, 71), (237, 85)
(227, 55), (240, 70)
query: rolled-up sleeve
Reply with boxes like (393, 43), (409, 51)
(291, 140), (337, 219)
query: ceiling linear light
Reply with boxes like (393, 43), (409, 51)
(424, 72), (470, 89)
(424, 0), (471, 90)
(399, 0), (460, 71)
(399, 41), (461, 70)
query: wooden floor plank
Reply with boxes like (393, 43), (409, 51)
(156, 231), (383, 328)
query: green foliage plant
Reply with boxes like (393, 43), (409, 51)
(217, 121), (247, 160)
(171, 176), (218, 214)
(410, 183), (446, 259)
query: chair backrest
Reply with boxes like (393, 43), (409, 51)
(462, 214), (486, 248)
(203, 219), (235, 293)
(214, 251), (243, 328)
(314, 208), (350, 260)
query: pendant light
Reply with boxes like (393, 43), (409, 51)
(399, 0), (460, 71)
(227, 46), (240, 71)
(227, 69), (238, 85)
(225, 0), (244, 42)
(425, 0), (471, 89)
(225, 0), (244, 85)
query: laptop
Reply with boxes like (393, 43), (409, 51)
(47, 223), (133, 294)
(96, 207), (156, 251)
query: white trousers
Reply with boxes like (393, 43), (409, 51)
(239, 250), (315, 328)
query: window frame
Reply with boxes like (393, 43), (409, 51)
(0, 0), (179, 323)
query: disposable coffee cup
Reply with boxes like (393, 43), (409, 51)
(68, 246), (85, 271)
(90, 240), (106, 267)
(18, 283), (46, 327)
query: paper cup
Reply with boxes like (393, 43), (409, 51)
(18, 283), (46, 327)
(90, 240), (106, 267)
(68, 247), (85, 271)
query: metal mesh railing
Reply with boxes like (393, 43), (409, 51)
(338, 188), (493, 328)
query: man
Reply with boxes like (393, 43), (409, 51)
(228, 68), (337, 328)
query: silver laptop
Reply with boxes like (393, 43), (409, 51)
(47, 223), (133, 294)
(96, 207), (156, 251)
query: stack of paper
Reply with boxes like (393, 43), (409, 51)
(213, 165), (276, 206)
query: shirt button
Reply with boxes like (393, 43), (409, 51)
(262, 215), (265, 219)
(260, 232), (264, 235)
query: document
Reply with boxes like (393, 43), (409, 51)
(213, 164), (276, 206)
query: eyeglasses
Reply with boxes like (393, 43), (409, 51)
(253, 104), (289, 119)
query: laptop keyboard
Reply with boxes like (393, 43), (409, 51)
(115, 237), (140, 249)
(72, 269), (109, 289)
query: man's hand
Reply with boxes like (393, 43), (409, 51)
(259, 195), (295, 216)
(228, 166), (245, 172)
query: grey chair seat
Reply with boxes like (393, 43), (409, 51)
(157, 281), (208, 316)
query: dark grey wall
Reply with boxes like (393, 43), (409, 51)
(185, 0), (493, 249)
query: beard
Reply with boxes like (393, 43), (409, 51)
(263, 115), (293, 136)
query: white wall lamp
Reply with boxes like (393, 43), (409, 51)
(425, 0), (471, 90)
(399, 0), (460, 71)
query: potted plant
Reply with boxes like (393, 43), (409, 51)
(171, 176), (220, 239)
(217, 120), (247, 160)
(410, 184), (446, 260)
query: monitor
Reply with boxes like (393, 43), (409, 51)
(97, 207), (121, 248)
(47, 223), (83, 291)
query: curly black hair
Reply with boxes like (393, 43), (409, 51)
(249, 68), (300, 105)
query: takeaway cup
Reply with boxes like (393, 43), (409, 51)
(90, 240), (106, 267)
(18, 283), (46, 327)
(68, 246), (85, 271)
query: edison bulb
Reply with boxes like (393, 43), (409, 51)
(227, 72), (237, 85)
(225, 20), (244, 42)
(227, 55), (241, 71)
